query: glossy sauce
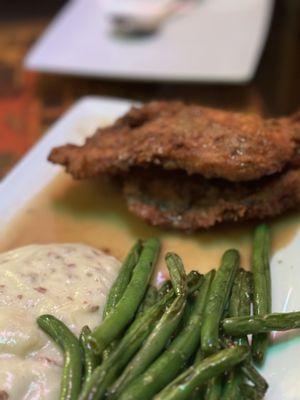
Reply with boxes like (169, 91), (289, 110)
(0, 172), (299, 282)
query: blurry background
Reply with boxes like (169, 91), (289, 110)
(0, 0), (299, 179)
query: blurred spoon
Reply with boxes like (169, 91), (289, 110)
(102, 0), (196, 35)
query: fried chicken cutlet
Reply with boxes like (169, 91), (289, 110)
(49, 102), (300, 230)
(50, 101), (300, 182)
(124, 167), (300, 229)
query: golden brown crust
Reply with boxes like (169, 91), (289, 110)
(49, 101), (299, 182)
(123, 168), (300, 230)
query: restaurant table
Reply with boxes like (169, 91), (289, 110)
(0, 0), (299, 180)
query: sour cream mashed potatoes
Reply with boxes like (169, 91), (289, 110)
(0, 243), (120, 399)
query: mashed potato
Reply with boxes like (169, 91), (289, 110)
(0, 243), (120, 399)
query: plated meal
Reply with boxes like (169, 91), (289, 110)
(0, 98), (300, 400)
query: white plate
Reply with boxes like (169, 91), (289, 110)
(0, 96), (299, 399)
(0, 96), (133, 226)
(24, 0), (274, 83)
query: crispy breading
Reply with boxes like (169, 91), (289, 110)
(123, 168), (300, 230)
(49, 102), (300, 229)
(49, 102), (300, 182)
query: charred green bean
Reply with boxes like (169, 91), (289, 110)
(37, 314), (82, 400)
(201, 249), (240, 354)
(89, 238), (160, 355)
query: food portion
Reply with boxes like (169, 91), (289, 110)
(49, 101), (300, 229)
(123, 167), (300, 229)
(21, 227), (300, 399)
(49, 101), (300, 181)
(0, 243), (120, 399)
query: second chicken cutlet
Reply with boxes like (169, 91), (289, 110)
(123, 167), (300, 230)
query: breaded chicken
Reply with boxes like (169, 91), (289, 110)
(49, 102), (300, 182)
(49, 102), (300, 229)
(123, 168), (300, 230)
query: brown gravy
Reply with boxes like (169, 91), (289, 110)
(0, 173), (299, 282)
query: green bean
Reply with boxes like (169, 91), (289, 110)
(136, 285), (158, 316)
(136, 263), (200, 334)
(229, 270), (252, 319)
(240, 383), (262, 399)
(109, 253), (188, 398)
(179, 297), (194, 330)
(251, 224), (271, 364)
(157, 268), (201, 295)
(228, 269), (252, 348)
(224, 269), (267, 399)
(223, 311), (300, 335)
(158, 280), (172, 298)
(190, 347), (205, 400)
(241, 364), (268, 396)
(222, 363), (267, 399)
(132, 268), (202, 342)
(89, 237), (160, 354)
(80, 326), (99, 384)
(223, 270), (253, 399)
(204, 376), (222, 400)
(222, 370), (242, 400)
(103, 287), (157, 362)
(154, 346), (249, 400)
(165, 253), (187, 294)
(103, 241), (142, 319)
(228, 270), (242, 318)
(102, 341), (117, 361)
(206, 270), (248, 400)
(201, 249), (240, 355)
(135, 271), (201, 338)
(80, 292), (172, 400)
(203, 271), (250, 399)
(172, 287), (201, 347)
(252, 225), (271, 314)
(191, 389), (205, 400)
(240, 271), (253, 314)
(117, 270), (215, 400)
(157, 271), (202, 300)
(101, 241), (143, 361)
(96, 241), (159, 363)
(186, 270), (203, 293)
(37, 315), (82, 400)
(135, 276), (196, 325)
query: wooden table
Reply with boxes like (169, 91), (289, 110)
(0, 0), (299, 179)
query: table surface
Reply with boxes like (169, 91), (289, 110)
(0, 0), (299, 180)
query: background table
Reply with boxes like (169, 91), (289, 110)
(0, 0), (299, 179)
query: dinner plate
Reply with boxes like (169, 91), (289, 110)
(24, 0), (274, 83)
(0, 96), (299, 399)
(0, 96), (133, 227)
